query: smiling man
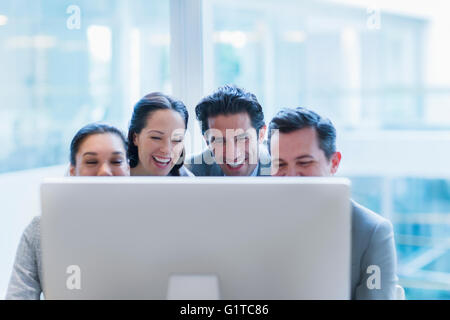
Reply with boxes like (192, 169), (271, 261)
(186, 85), (271, 176)
(268, 107), (398, 300)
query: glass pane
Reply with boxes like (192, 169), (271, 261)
(0, 0), (170, 174)
(206, 0), (450, 299)
(0, 0), (170, 297)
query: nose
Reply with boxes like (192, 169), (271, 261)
(287, 166), (299, 177)
(159, 139), (171, 155)
(97, 162), (113, 176)
(225, 140), (244, 163)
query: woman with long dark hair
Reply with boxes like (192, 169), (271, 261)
(128, 92), (193, 176)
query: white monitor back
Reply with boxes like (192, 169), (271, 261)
(41, 177), (351, 299)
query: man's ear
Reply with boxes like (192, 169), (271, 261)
(203, 130), (215, 152)
(258, 125), (267, 144)
(69, 165), (76, 176)
(204, 134), (213, 152)
(330, 151), (342, 175)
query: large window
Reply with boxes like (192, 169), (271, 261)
(1, 0), (449, 299)
(204, 0), (450, 299)
(0, 0), (171, 297)
(0, 0), (170, 173)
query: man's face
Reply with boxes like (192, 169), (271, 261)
(206, 112), (265, 176)
(270, 127), (341, 177)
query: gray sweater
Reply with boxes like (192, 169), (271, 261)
(5, 216), (43, 300)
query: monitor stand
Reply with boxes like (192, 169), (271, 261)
(167, 274), (221, 300)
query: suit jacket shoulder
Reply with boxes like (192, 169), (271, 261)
(350, 200), (398, 300)
(178, 165), (195, 177)
(185, 149), (223, 176)
(185, 144), (272, 176)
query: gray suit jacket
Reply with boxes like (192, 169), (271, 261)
(351, 200), (398, 299)
(185, 145), (272, 176)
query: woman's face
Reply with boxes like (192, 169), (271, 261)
(133, 109), (186, 176)
(70, 133), (130, 176)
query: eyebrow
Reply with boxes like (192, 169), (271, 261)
(210, 136), (224, 142)
(147, 130), (164, 135)
(273, 155), (314, 163)
(295, 155), (314, 160)
(82, 151), (125, 157)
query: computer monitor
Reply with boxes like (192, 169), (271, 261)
(40, 177), (351, 299)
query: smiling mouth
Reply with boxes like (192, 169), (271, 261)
(226, 158), (246, 170)
(152, 155), (171, 168)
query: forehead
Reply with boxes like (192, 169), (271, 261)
(272, 127), (322, 157)
(144, 109), (185, 130)
(207, 112), (253, 133)
(78, 133), (125, 154)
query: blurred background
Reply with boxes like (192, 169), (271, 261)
(0, 0), (449, 299)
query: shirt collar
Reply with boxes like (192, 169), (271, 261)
(250, 163), (259, 176)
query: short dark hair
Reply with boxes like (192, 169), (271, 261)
(127, 92), (189, 175)
(70, 123), (128, 166)
(268, 107), (337, 159)
(195, 85), (265, 136)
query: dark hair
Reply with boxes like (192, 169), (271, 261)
(127, 92), (189, 175)
(195, 84), (265, 136)
(70, 123), (128, 166)
(268, 107), (337, 159)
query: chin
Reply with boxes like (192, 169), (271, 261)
(225, 168), (249, 177)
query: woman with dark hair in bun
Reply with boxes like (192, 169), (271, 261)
(128, 92), (194, 176)
(6, 123), (130, 300)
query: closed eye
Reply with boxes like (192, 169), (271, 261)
(236, 135), (249, 142)
(172, 137), (184, 143)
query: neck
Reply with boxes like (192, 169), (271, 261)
(130, 163), (151, 176)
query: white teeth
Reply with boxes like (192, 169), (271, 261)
(153, 156), (170, 164)
(228, 160), (244, 168)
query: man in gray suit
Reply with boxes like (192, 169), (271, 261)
(268, 107), (398, 299)
(185, 85), (271, 176)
